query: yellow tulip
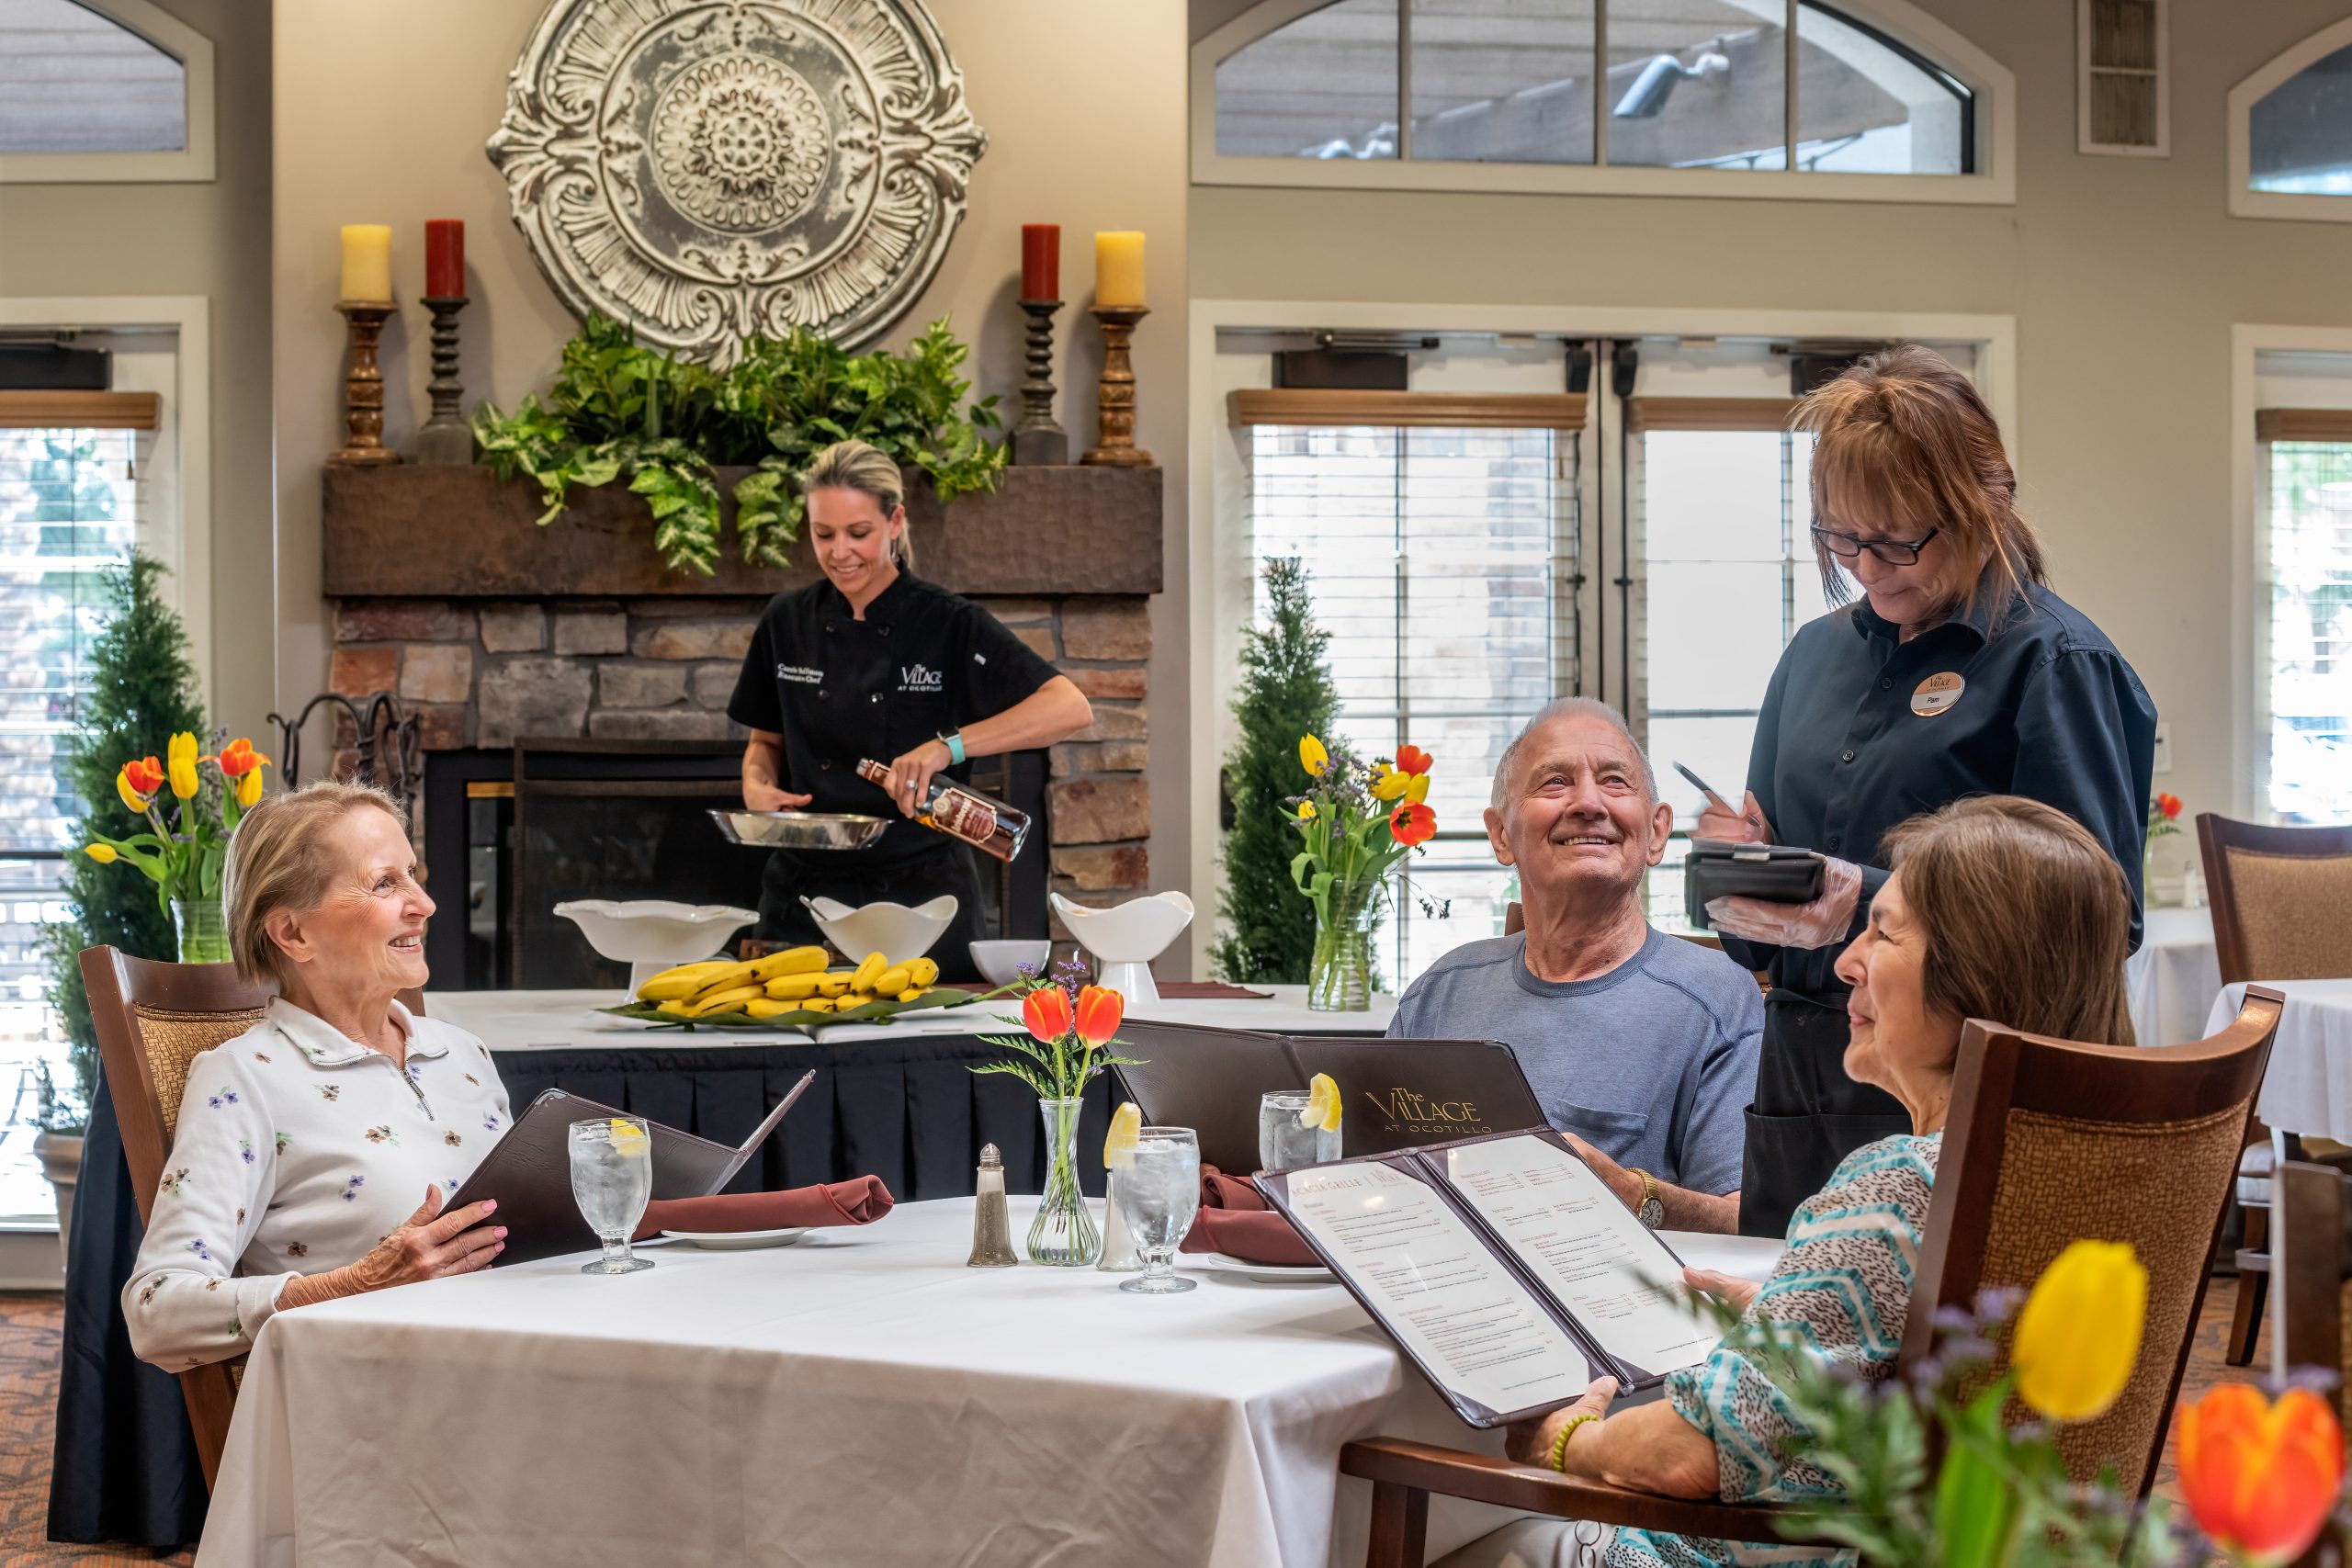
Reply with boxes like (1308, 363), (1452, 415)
(1295, 801), (1317, 820)
(2012, 1238), (2145, 1423)
(1405, 772), (1430, 805)
(1370, 764), (1408, 802)
(237, 767), (264, 808)
(115, 771), (150, 814)
(1299, 734), (1329, 778)
(84, 842), (118, 864)
(167, 731), (200, 800)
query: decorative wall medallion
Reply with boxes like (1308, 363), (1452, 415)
(488, 0), (986, 361)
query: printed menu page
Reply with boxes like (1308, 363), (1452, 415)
(1441, 1135), (1716, 1377)
(1283, 1161), (1589, 1417)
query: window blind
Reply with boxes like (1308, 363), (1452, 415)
(1231, 389), (1586, 429)
(1242, 421), (1577, 984)
(2259, 429), (2352, 823)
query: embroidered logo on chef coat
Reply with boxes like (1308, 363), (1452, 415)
(1912, 671), (1966, 717)
(899, 663), (944, 692)
(775, 663), (822, 684)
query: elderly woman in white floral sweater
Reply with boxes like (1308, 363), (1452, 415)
(124, 782), (511, 1371)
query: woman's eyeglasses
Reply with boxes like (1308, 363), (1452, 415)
(1811, 524), (1941, 567)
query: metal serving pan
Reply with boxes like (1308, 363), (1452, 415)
(709, 808), (890, 852)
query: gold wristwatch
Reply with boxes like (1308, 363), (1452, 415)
(1631, 1168), (1664, 1229)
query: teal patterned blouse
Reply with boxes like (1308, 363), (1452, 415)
(1609, 1134), (1943, 1568)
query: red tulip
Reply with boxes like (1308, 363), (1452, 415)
(2156, 792), (2184, 820)
(1022, 984), (1074, 1043)
(216, 737), (270, 778)
(1395, 744), (1433, 776)
(123, 756), (164, 795)
(2177, 1383), (2345, 1566)
(1390, 800), (1437, 848)
(1073, 985), (1124, 1045)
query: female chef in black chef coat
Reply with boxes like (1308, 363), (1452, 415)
(726, 440), (1092, 978)
(1697, 347), (2156, 1237)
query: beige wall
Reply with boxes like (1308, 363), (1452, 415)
(272, 0), (1193, 948)
(1189, 0), (2352, 852)
(0, 0), (272, 733)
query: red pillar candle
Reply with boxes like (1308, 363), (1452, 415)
(424, 220), (465, 299)
(1020, 224), (1059, 301)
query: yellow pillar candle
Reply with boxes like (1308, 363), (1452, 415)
(340, 224), (391, 302)
(1094, 231), (1145, 308)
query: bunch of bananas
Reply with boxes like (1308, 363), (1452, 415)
(635, 946), (945, 1019)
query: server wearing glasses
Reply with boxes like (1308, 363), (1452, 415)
(1695, 346), (2155, 1237)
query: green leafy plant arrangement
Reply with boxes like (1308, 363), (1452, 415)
(472, 314), (1005, 577)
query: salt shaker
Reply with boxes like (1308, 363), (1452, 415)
(1096, 1167), (1141, 1272)
(967, 1144), (1017, 1267)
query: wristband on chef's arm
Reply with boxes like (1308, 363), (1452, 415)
(937, 729), (966, 766)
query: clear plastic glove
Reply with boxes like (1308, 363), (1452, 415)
(1695, 789), (1772, 845)
(1705, 855), (1864, 949)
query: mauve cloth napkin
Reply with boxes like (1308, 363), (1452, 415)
(633, 1176), (894, 1240)
(1178, 1164), (1319, 1267)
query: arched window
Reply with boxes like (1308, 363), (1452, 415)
(1193, 0), (2013, 203)
(2231, 17), (2352, 220)
(0, 0), (214, 182)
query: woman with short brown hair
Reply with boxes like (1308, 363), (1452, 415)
(1695, 344), (2155, 1237)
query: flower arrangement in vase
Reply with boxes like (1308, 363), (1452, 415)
(971, 957), (1140, 1265)
(1287, 735), (1438, 1010)
(83, 733), (270, 963)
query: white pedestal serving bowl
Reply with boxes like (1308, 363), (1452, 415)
(1048, 890), (1194, 1004)
(553, 900), (760, 998)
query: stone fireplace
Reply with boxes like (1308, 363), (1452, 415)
(320, 464), (1162, 908)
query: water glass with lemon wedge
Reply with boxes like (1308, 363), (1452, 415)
(1259, 1073), (1342, 1173)
(570, 1116), (655, 1274)
(1113, 1127), (1201, 1294)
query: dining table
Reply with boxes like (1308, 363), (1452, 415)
(2208, 979), (2352, 1144)
(193, 1196), (1784, 1568)
(2123, 905), (2222, 1048)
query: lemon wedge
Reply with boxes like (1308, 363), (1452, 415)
(1301, 1072), (1342, 1132)
(1103, 1100), (1143, 1168)
(608, 1118), (650, 1155)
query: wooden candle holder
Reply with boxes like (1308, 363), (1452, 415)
(1081, 304), (1152, 468)
(414, 295), (471, 467)
(330, 301), (401, 467)
(1012, 298), (1068, 466)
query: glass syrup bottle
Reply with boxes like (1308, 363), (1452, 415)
(854, 757), (1032, 863)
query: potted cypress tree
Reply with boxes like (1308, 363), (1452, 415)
(40, 554), (207, 1260)
(1210, 558), (1340, 984)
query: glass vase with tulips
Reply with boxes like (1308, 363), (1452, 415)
(1288, 735), (1437, 1010)
(82, 733), (270, 963)
(972, 958), (1143, 1265)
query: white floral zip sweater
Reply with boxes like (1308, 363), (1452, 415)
(123, 997), (514, 1371)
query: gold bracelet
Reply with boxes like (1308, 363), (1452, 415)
(1548, 1410), (1602, 1472)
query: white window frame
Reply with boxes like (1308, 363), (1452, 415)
(1191, 0), (2016, 205)
(1187, 299), (2016, 977)
(0, 296), (213, 704)
(2228, 17), (2352, 222)
(0, 0), (216, 184)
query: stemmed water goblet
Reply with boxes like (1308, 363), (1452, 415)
(570, 1115), (655, 1275)
(1114, 1126), (1201, 1294)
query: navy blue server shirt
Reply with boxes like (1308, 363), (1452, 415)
(1719, 579), (2157, 1001)
(726, 572), (1058, 863)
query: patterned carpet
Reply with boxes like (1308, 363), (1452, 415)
(0, 1279), (2278, 1562)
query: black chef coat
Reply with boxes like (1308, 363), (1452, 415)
(725, 571), (1059, 866)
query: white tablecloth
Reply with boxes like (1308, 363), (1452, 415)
(197, 1199), (1780, 1568)
(426, 986), (1399, 1053)
(2124, 907), (2222, 1047)
(2210, 979), (2352, 1143)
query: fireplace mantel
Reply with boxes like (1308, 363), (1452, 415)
(322, 462), (1163, 599)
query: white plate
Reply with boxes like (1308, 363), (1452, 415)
(660, 1226), (808, 1250)
(1186, 1251), (1334, 1284)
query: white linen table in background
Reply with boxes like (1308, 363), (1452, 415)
(198, 1198), (1776, 1568)
(425, 985), (1398, 1052)
(2210, 979), (2352, 1143)
(2124, 906), (2222, 1047)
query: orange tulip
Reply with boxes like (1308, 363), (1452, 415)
(122, 755), (164, 795)
(1390, 800), (1436, 848)
(2156, 792), (2184, 820)
(1073, 985), (1124, 1045)
(1023, 984), (1074, 1043)
(1395, 744), (1433, 776)
(216, 738), (270, 778)
(2177, 1383), (2345, 1567)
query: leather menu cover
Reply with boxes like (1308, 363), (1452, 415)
(1286, 1037), (1547, 1156)
(1110, 1021), (1301, 1175)
(447, 1089), (748, 1265)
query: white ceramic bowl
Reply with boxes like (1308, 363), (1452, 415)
(801, 895), (958, 963)
(1048, 890), (1194, 1004)
(968, 939), (1051, 988)
(554, 900), (759, 997)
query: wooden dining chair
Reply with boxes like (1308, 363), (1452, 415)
(1340, 988), (2283, 1565)
(2196, 814), (2352, 1365)
(2271, 1158), (2352, 1568)
(83, 945), (277, 1489)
